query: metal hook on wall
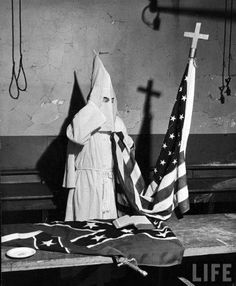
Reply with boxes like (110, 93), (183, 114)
(141, 0), (160, 30)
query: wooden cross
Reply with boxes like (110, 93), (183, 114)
(184, 22), (209, 53)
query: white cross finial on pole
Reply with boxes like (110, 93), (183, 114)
(184, 23), (209, 57)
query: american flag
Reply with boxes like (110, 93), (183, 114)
(111, 58), (196, 220)
(2, 219), (184, 267)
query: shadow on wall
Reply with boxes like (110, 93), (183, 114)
(135, 79), (161, 184)
(36, 75), (162, 218)
(142, 0), (236, 23)
(36, 72), (86, 219)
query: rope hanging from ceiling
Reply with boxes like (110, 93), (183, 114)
(9, 0), (27, 99)
(219, 0), (233, 104)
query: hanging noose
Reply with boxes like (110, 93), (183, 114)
(16, 0), (27, 91)
(9, 0), (20, 99)
(219, 0), (228, 104)
(9, 0), (27, 99)
(225, 77), (231, 96)
(225, 0), (233, 97)
(219, 0), (233, 103)
(219, 86), (225, 104)
(9, 62), (20, 99)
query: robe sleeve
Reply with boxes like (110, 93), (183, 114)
(66, 100), (106, 145)
(63, 101), (106, 189)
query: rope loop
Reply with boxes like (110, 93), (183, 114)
(9, 62), (20, 99)
(17, 54), (27, 91)
(219, 0), (233, 103)
(9, 0), (27, 99)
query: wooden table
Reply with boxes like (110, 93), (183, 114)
(167, 213), (236, 257)
(2, 213), (236, 272)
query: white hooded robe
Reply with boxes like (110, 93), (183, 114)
(63, 55), (134, 221)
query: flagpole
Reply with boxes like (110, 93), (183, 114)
(111, 23), (209, 221)
(181, 23), (209, 153)
(175, 23), (209, 213)
(180, 57), (196, 153)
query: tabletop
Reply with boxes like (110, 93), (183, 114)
(2, 213), (236, 272)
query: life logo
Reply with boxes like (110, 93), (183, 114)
(191, 263), (233, 284)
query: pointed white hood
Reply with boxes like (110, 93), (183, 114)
(89, 54), (117, 131)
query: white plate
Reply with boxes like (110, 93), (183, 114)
(6, 247), (36, 259)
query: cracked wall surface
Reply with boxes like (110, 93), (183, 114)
(0, 0), (235, 135)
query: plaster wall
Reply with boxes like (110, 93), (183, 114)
(0, 0), (236, 136)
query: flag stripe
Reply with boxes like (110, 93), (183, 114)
(1, 231), (42, 243)
(175, 186), (189, 203)
(111, 60), (195, 220)
(178, 197), (190, 213)
(2, 219), (185, 267)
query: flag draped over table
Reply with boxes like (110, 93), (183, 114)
(111, 58), (196, 220)
(2, 219), (184, 267)
(2, 59), (196, 271)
